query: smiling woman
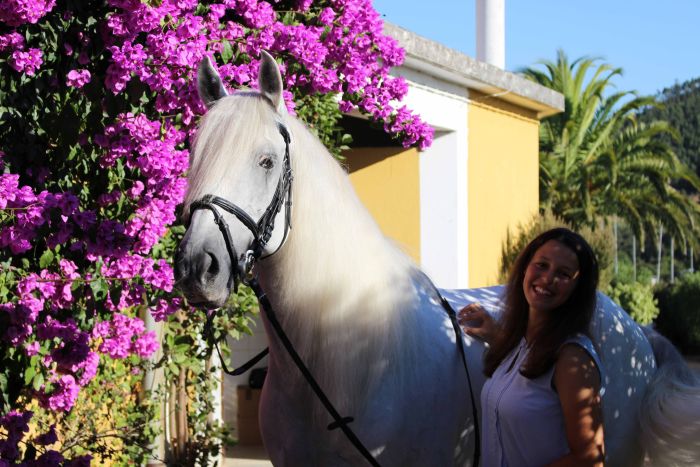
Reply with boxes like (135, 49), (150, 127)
(523, 239), (581, 318)
(459, 228), (604, 466)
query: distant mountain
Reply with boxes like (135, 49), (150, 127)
(639, 77), (700, 192)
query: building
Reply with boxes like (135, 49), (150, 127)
(347, 23), (563, 288)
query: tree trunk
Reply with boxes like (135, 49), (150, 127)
(169, 382), (178, 457)
(177, 368), (188, 453)
(141, 308), (166, 467)
(670, 236), (675, 283)
(656, 225), (663, 283)
(613, 217), (619, 276)
(632, 235), (637, 282)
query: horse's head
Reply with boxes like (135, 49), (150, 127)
(175, 52), (292, 307)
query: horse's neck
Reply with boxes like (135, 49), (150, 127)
(260, 122), (417, 324)
(257, 178), (417, 340)
(255, 126), (422, 409)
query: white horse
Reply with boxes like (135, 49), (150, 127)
(174, 52), (700, 466)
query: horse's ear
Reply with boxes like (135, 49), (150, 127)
(197, 56), (228, 108)
(258, 51), (286, 114)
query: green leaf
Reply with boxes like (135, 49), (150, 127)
(220, 40), (233, 64)
(90, 277), (108, 301)
(172, 352), (187, 364)
(39, 249), (54, 269)
(0, 373), (7, 396)
(173, 344), (190, 355)
(24, 366), (35, 385)
(167, 362), (180, 375)
(67, 145), (79, 161)
(32, 372), (44, 391)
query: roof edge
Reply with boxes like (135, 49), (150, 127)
(384, 23), (564, 118)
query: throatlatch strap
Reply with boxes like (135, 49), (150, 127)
(204, 311), (269, 376)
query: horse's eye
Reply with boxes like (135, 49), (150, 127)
(258, 155), (274, 170)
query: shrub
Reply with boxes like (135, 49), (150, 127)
(0, 0), (430, 462)
(499, 209), (614, 289)
(655, 271), (700, 353)
(613, 253), (656, 287)
(606, 280), (659, 325)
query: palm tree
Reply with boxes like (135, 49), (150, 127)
(601, 120), (700, 244)
(522, 50), (700, 252)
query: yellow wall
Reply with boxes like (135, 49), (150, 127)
(345, 147), (421, 263)
(468, 91), (540, 287)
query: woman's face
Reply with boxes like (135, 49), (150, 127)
(523, 240), (580, 314)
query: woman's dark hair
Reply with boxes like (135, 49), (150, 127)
(484, 227), (599, 378)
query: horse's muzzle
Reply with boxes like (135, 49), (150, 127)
(174, 238), (236, 308)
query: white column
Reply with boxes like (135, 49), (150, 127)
(476, 0), (506, 69)
(419, 130), (469, 288)
(399, 82), (469, 289)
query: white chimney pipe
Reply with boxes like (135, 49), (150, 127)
(476, 0), (505, 69)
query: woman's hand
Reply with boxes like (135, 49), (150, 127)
(458, 303), (498, 345)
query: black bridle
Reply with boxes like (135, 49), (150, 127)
(189, 121), (293, 285)
(188, 122), (480, 467)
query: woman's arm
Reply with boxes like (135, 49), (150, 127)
(547, 344), (605, 467)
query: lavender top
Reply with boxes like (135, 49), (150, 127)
(480, 334), (603, 467)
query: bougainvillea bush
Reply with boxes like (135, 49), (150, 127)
(0, 0), (432, 463)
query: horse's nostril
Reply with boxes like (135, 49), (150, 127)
(174, 248), (187, 281)
(205, 251), (219, 277)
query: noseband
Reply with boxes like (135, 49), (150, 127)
(188, 122), (293, 282)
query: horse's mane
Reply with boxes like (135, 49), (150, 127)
(187, 93), (425, 420)
(273, 108), (428, 420)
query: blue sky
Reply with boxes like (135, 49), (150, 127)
(372, 0), (700, 97)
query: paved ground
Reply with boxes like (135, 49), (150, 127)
(223, 445), (272, 467)
(223, 357), (700, 467)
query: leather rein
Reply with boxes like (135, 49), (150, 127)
(188, 122), (480, 467)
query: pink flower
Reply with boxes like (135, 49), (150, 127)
(0, 0), (56, 27)
(133, 331), (158, 358)
(318, 7), (335, 25)
(0, 32), (24, 51)
(24, 341), (40, 356)
(127, 180), (145, 198)
(44, 375), (80, 411)
(66, 69), (91, 88)
(9, 48), (43, 75)
(59, 259), (79, 278)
